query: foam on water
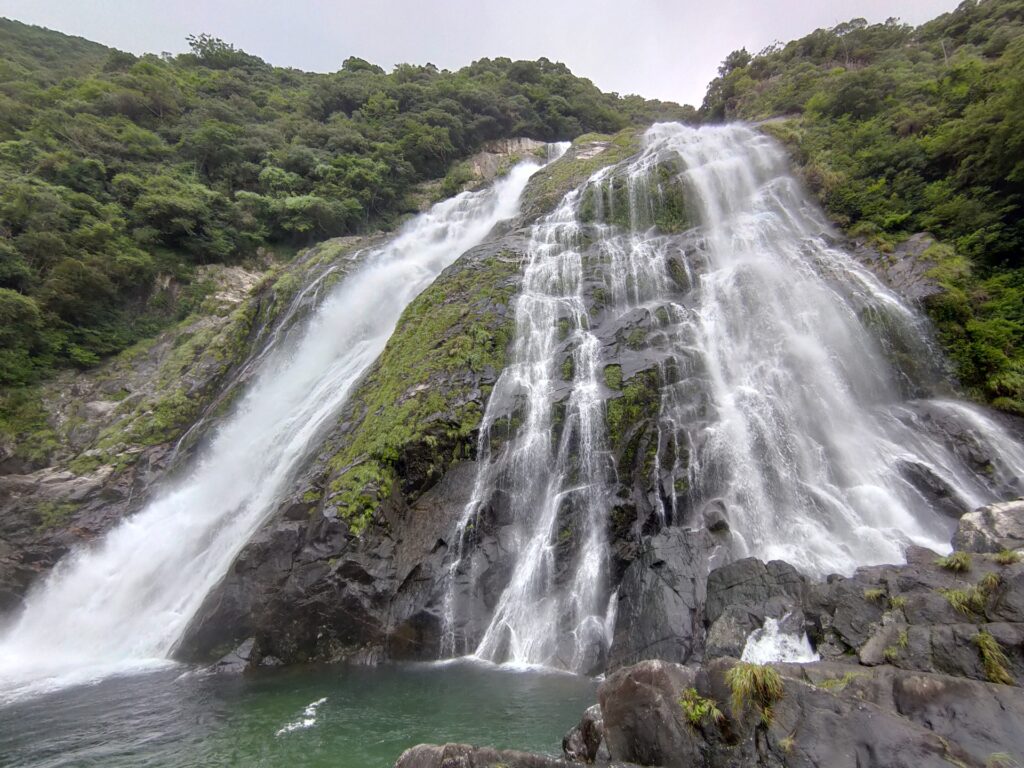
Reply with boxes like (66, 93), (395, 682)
(741, 617), (819, 665)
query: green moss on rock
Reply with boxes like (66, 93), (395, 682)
(324, 253), (522, 532)
(519, 129), (642, 223)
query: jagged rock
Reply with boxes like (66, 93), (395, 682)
(562, 704), (606, 763)
(705, 604), (760, 660)
(210, 637), (257, 674)
(700, 499), (730, 533)
(851, 232), (943, 303)
(953, 498), (1024, 553)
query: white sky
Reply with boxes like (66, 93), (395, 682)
(0, 0), (960, 106)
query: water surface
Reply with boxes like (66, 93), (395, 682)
(0, 661), (596, 768)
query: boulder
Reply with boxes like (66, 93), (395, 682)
(394, 743), (573, 768)
(598, 660), (701, 768)
(562, 704), (606, 763)
(607, 527), (724, 670)
(704, 557), (806, 626)
(954, 498), (1024, 553)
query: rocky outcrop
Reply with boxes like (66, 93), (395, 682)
(596, 657), (1024, 768)
(175, 132), (656, 666)
(393, 500), (1024, 767)
(562, 705), (607, 764)
(607, 527), (726, 670)
(850, 232), (945, 304)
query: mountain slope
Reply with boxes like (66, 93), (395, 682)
(0, 19), (689, 386)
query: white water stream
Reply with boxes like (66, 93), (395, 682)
(0, 157), (546, 702)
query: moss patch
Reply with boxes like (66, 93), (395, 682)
(323, 253), (522, 532)
(519, 129), (642, 222)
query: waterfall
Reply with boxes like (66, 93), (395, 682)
(442, 122), (1024, 673)
(0, 157), (546, 702)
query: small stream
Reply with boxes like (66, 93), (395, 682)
(0, 661), (596, 767)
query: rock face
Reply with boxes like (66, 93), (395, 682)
(608, 528), (726, 670)
(176, 134), (656, 666)
(394, 501), (1024, 767)
(850, 232), (945, 304)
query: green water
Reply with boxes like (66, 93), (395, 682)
(0, 661), (597, 767)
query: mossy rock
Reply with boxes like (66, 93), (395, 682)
(321, 248), (525, 532)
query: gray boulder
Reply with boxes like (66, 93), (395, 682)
(954, 498), (1024, 553)
(394, 743), (573, 768)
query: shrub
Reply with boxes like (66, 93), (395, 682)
(679, 687), (725, 729)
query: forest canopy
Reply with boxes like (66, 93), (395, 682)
(0, 20), (688, 384)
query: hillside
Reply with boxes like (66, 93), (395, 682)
(700, 0), (1024, 415)
(0, 18), (689, 386)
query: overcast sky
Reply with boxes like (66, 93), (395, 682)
(0, 0), (959, 106)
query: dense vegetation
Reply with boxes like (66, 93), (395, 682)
(700, 0), (1024, 414)
(0, 20), (687, 385)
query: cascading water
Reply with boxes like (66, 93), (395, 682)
(442, 122), (1024, 673)
(442, 184), (613, 673)
(0, 156), (547, 702)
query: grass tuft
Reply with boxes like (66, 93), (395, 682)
(935, 551), (972, 573)
(863, 587), (886, 601)
(973, 630), (1015, 686)
(994, 549), (1021, 566)
(726, 662), (784, 722)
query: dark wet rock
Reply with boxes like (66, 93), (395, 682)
(954, 498), (1024, 553)
(562, 704), (606, 763)
(700, 499), (730, 533)
(897, 459), (972, 519)
(176, 460), (479, 665)
(704, 604), (760, 660)
(704, 557), (806, 627)
(607, 527), (726, 670)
